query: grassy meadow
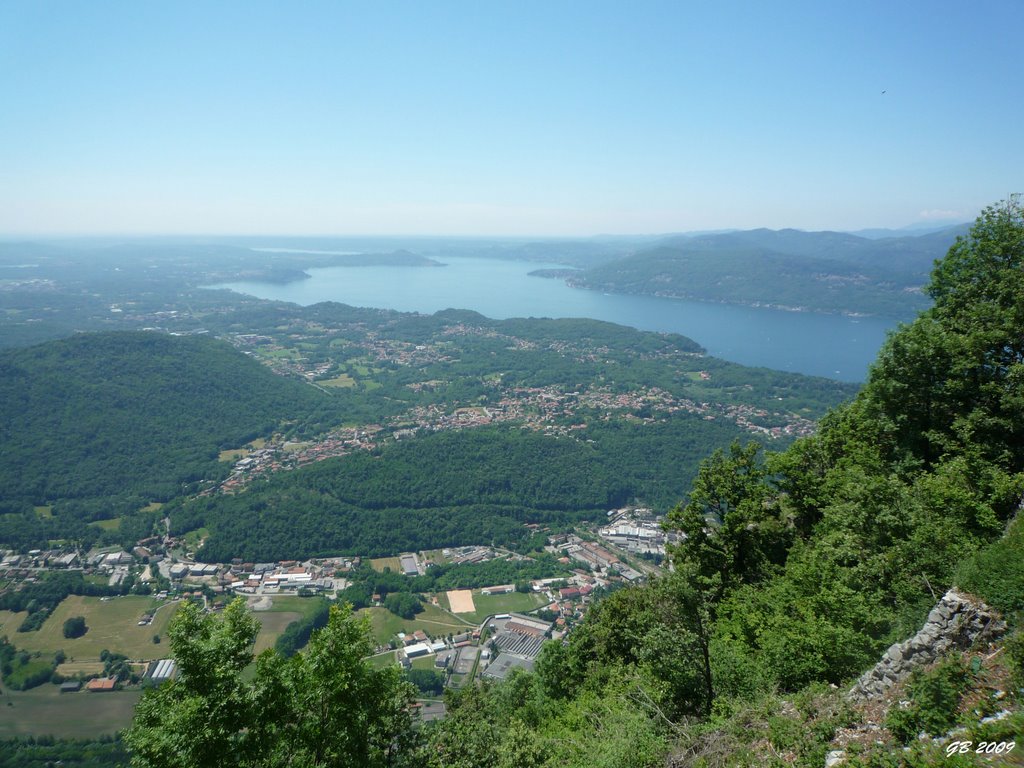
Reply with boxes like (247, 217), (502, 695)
(8, 596), (179, 661)
(358, 603), (469, 645)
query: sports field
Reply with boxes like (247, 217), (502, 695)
(9, 595), (179, 661)
(446, 589), (475, 613)
(457, 591), (547, 623)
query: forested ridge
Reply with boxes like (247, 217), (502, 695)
(178, 416), (745, 561)
(565, 225), (966, 319)
(0, 332), (334, 506)
(121, 200), (1024, 768)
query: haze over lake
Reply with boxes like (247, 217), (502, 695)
(213, 256), (897, 383)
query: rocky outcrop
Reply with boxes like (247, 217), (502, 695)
(847, 589), (1006, 701)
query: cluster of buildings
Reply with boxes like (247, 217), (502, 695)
(1, 548), (80, 570)
(597, 507), (681, 557)
(547, 533), (643, 581)
(164, 557), (344, 596)
(0, 546), (151, 588)
(214, 426), (383, 494)
(205, 316), (819, 498)
(396, 612), (555, 688)
(443, 546), (501, 566)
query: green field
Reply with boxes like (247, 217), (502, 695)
(421, 549), (449, 565)
(33, 505), (52, 519)
(249, 594), (327, 654)
(260, 595), (325, 619)
(219, 447), (250, 461)
(0, 608), (21, 634)
(10, 596), (179, 661)
(358, 604), (469, 645)
(320, 374), (356, 388)
(253, 610), (301, 654)
(182, 527), (210, 549)
(368, 651), (398, 669)
(370, 556), (402, 572)
(0, 686), (142, 738)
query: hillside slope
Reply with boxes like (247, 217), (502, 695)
(0, 331), (333, 509)
(565, 225), (966, 318)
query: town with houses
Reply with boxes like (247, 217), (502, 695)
(0, 507), (673, 721)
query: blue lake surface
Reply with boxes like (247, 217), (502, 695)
(213, 256), (899, 382)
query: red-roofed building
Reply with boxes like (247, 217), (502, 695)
(85, 677), (117, 692)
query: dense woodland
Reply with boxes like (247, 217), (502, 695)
(0, 332), (335, 505)
(121, 199), (1024, 767)
(178, 418), (746, 561)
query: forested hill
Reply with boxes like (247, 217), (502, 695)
(562, 224), (966, 319)
(0, 332), (334, 511)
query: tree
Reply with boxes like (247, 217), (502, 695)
(864, 196), (1024, 479)
(664, 440), (784, 601)
(383, 591), (422, 620)
(62, 616), (87, 639)
(124, 598), (417, 768)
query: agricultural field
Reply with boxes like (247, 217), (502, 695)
(56, 660), (106, 677)
(10, 596), (179, 661)
(0, 609), (21, 634)
(358, 604), (469, 645)
(0, 686), (143, 738)
(89, 517), (122, 531)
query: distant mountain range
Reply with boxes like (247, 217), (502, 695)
(538, 224), (968, 319)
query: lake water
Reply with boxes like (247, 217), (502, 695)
(213, 256), (899, 382)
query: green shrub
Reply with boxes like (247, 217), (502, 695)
(886, 657), (970, 744)
(955, 518), (1024, 614)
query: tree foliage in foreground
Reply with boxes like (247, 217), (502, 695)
(124, 599), (416, 768)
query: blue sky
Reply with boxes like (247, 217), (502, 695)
(1, 1), (1021, 236)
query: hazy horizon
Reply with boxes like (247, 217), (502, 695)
(0, 219), (970, 243)
(2, 1), (1020, 237)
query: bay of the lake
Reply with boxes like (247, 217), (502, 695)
(212, 256), (899, 382)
